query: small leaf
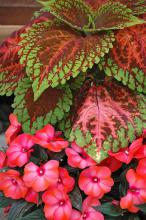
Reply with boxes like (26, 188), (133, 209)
(136, 203), (146, 213)
(128, 214), (140, 220)
(8, 200), (34, 220)
(93, 202), (124, 217)
(0, 193), (14, 208)
(69, 186), (82, 211)
(16, 209), (46, 220)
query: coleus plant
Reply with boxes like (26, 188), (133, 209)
(0, 0), (146, 163)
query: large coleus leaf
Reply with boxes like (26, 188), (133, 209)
(0, 28), (26, 96)
(37, 0), (94, 31)
(99, 22), (146, 94)
(19, 19), (115, 100)
(12, 77), (72, 133)
(70, 80), (146, 163)
(85, 0), (146, 15)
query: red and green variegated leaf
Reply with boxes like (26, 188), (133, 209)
(93, 2), (145, 31)
(58, 112), (72, 138)
(117, 0), (146, 15)
(19, 20), (115, 101)
(37, 0), (94, 31)
(85, 0), (146, 15)
(70, 80), (146, 163)
(0, 28), (26, 96)
(0, 12), (55, 96)
(12, 77), (72, 134)
(99, 23), (146, 94)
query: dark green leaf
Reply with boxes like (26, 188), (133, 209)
(128, 214), (140, 220)
(69, 186), (82, 211)
(0, 193), (14, 208)
(136, 203), (146, 213)
(93, 202), (124, 217)
(16, 209), (46, 220)
(8, 200), (34, 220)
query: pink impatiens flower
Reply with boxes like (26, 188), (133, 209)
(6, 134), (34, 167)
(33, 124), (68, 152)
(65, 142), (96, 169)
(0, 169), (27, 199)
(136, 158), (146, 178)
(70, 196), (104, 220)
(23, 160), (59, 192)
(109, 137), (145, 164)
(79, 166), (114, 198)
(0, 151), (6, 168)
(120, 169), (146, 213)
(56, 167), (75, 193)
(25, 188), (39, 204)
(5, 114), (21, 144)
(43, 188), (72, 220)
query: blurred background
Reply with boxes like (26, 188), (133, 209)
(0, 0), (40, 43)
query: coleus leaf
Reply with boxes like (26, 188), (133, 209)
(70, 80), (146, 163)
(12, 77), (72, 134)
(94, 2), (145, 31)
(99, 23), (146, 94)
(36, 0), (94, 31)
(19, 19), (115, 100)
(38, 0), (145, 32)
(116, 0), (146, 15)
(0, 12), (54, 97)
(85, 0), (146, 15)
(58, 79), (92, 138)
(0, 28), (26, 96)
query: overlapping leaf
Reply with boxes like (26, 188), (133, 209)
(37, 0), (94, 30)
(85, 0), (146, 15)
(38, 0), (145, 32)
(19, 19), (115, 100)
(70, 80), (146, 163)
(0, 28), (26, 96)
(12, 77), (72, 133)
(99, 23), (146, 94)
(94, 2), (145, 31)
(0, 12), (54, 97)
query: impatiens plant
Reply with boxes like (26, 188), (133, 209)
(0, 0), (146, 219)
(0, 116), (146, 220)
(0, 0), (146, 163)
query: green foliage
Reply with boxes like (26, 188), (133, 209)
(0, 193), (14, 208)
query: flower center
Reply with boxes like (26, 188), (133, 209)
(21, 147), (27, 153)
(58, 178), (62, 184)
(83, 212), (88, 219)
(92, 177), (99, 183)
(11, 179), (17, 185)
(125, 150), (129, 155)
(130, 187), (140, 194)
(37, 168), (45, 176)
(59, 200), (65, 206)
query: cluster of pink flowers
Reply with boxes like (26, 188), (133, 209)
(0, 114), (146, 219)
